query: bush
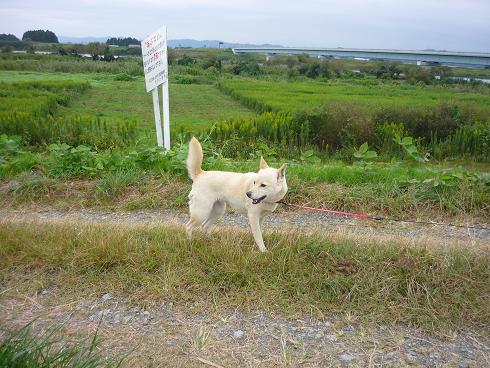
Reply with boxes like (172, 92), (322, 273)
(231, 61), (261, 76)
(431, 122), (490, 160)
(177, 54), (197, 66)
(373, 102), (476, 142)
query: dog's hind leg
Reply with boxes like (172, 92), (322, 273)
(186, 195), (215, 238)
(202, 200), (226, 234)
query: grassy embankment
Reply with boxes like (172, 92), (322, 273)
(2, 154), (488, 222)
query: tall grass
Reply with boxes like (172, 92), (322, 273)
(212, 111), (310, 148)
(217, 79), (490, 160)
(210, 109), (490, 160)
(0, 112), (139, 148)
(430, 122), (490, 160)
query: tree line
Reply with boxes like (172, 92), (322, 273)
(22, 30), (59, 43)
(106, 37), (140, 46)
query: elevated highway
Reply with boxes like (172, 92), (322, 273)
(232, 47), (490, 68)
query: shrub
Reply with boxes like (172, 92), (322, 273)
(231, 61), (261, 76)
(177, 54), (197, 66)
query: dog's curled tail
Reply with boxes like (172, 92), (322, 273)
(186, 137), (203, 180)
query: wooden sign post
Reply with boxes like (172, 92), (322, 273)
(141, 26), (170, 149)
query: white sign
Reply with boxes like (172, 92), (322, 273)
(141, 26), (170, 149)
(142, 27), (168, 92)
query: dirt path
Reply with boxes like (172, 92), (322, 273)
(1, 208), (489, 367)
(1, 290), (489, 368)
(1, 207), (489, 244)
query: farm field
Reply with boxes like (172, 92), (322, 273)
(0, 71), (256, 133)
(220, 79), (490, 115)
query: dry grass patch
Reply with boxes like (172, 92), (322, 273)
(0, 174), (190, 212)
(1, 219), (489, 333)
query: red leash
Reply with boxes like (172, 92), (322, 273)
(276, 200), (490, 230)
(276, 201), (384, 220)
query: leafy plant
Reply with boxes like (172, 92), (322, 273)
(300, 149), (321, 163)
(353, 142), (378, 160)
(395, 136), (430, 163)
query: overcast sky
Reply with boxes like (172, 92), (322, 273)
(2, 0), (489, 52)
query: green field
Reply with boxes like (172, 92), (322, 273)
(221, 79), (490, 115)
(0, 71), (255, 133)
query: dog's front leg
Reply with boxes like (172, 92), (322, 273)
(248, 213), (266, 252)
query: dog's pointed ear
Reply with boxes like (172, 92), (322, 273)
(277, 163), (288, 180)
(259, 156), (269, 169)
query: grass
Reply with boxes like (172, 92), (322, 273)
(220, 79), (490, 116)
(0, 219), (488, 332)
(0, 323), (122, 367)
(60, 79), (255, 132)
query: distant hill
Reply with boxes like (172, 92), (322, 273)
(167, 39), (283, 48)
(58, 36), (109, 44)
(59, 35), (282, 48)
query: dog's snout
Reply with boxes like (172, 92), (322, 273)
(246, 191), (252, 198)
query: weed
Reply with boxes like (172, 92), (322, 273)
(7, 172), (64, 201)
(395, 136), (430, 163)
(190, 325), (211, 352)
(0, 322), (123, 367)
(113, 73), (135, 81)
(96, 170), (145, 198)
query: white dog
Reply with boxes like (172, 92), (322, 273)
(185, 137), (288, 252)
